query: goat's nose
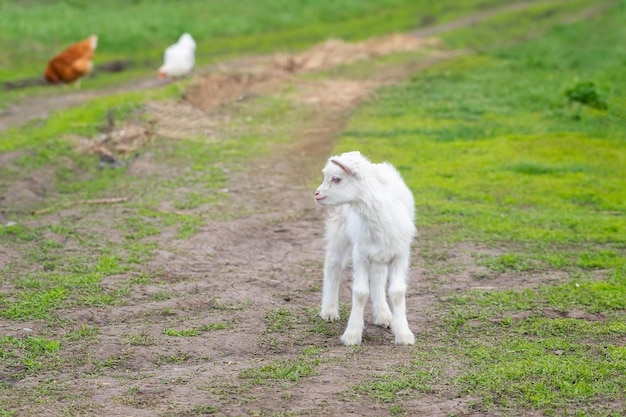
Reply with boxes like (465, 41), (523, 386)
(314, 190), (320, 196)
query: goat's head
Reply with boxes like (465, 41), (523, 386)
(314, 151), (367, 206)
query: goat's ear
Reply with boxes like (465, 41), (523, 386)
(330, 158), (359, 178)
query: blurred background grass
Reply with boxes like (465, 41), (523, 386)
(0, 0), (509, 80)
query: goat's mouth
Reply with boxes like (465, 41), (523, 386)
(315, 196), (327, 204)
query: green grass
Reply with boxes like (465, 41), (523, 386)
(62, 325), (100, 342)
(440, 0), (611, 50)
(0, 0), (512, 111)
(0, 0), (509, 82)
(331, 2), (626, 415)
(451, 265), (626, 316)
(163, 323), (232, 337)
(123, 332), (157, 347)
(1, 214), (148, 321)
(354, 361), (436, 403)
(259, 306), (346, 353)
(454, 318), (626, 415)
(0, 336), (61, 378)
(163, 328), (200, 337)
(0, 229), (133, 320)
(266, 306), (348, 336)
(239, 346), (323, 384)
(337, 6), (626, 246)
(265, 307), (296, 333)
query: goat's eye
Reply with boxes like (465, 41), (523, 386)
(331, 177), (341, 184)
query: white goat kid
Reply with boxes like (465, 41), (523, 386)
(314, 151), (416, 345)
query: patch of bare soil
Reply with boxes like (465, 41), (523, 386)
(291, 79), (382, 112)
(272, 34), (443, 73)
(1, 165), (56, 213)
(421, 242), (574, 293)
(183, 72), (285, 112)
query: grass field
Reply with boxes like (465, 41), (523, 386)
(0, 0), (507, 80)
(335, 1), (626, 413)
(0, 0), (510, 109)
(1, 0), (625, 416)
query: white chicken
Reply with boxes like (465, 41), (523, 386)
(158, 33), (196, 78)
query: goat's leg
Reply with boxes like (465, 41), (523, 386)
(320, 216), (352, 321)
(320, 250), (344, 321)
(320, 226), (349, 321)
(370, 262), (392, 327)
(340, 256), (369, 345)
(388, 254), (415, 345)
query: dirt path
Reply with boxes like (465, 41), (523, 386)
(54, 88), (456, 417)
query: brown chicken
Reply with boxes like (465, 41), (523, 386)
(44, 35), (98, 88)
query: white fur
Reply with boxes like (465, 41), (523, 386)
(158, 33), (196, 78)
(314, 151), (417, 345)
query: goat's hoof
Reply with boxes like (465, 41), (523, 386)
(320, 308), (340, 322)
(340, 330), (363, 346)
(394, 330), (415, 346)
(374, 312), (392, 328)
